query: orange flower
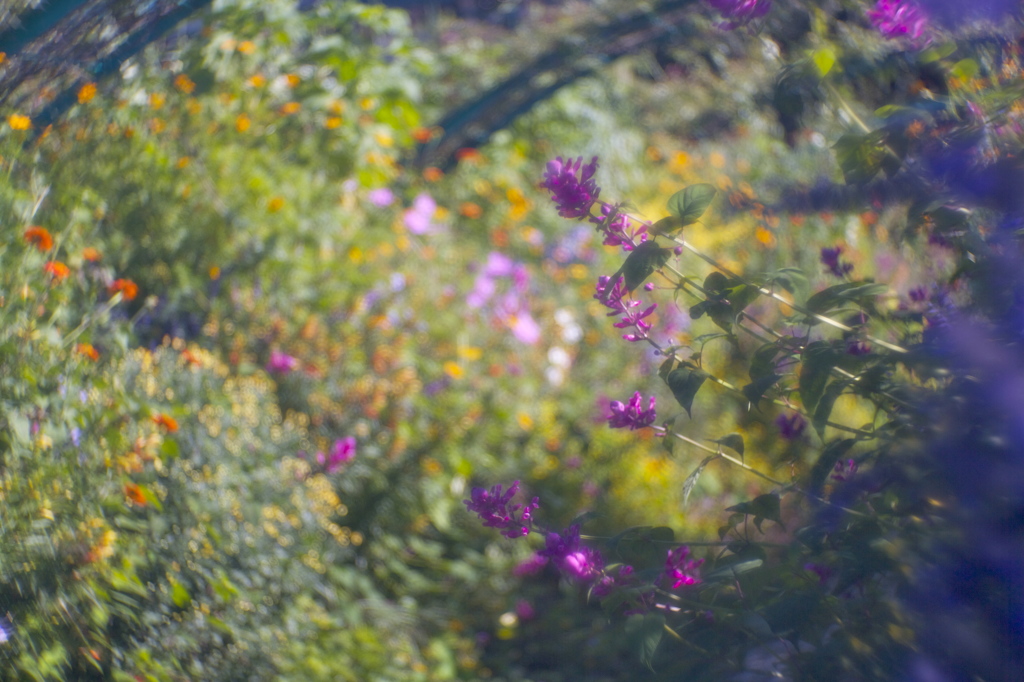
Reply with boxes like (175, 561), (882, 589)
(267, 197), (285, 213)
(247, 74), (266, 88)
(235, 113), (251, 132)
(238, 40), (256, 55)
(8, 114), (30, 130)
(459, 202), (483, 219)
(44, 261), (70, 281)
(181, 349), (202, 367)
(280, 101), (301, 116)
(24, 226), (53, 250)
(423, 167), (443, 182)
(81, 247), (102, 262)
(455, 147), (481, 163)
(76, 343), (100, 361)
(124, 483), (147, 506)
(324, 116), (342, 129)
(285, 73), (301, 88)
(412, 127), (434, 143)
(174, 74), (196, 94)
(78, 82), (97, 104)
(109, 279), (139, 301)
(152, 413), (179, 433)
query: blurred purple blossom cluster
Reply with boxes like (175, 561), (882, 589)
(867, 0), (930, 42)
(463, 481), (539, 539)
(467, 252), (541, 344)
(704, 0), (772, 29)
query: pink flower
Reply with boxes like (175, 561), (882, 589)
(266, 350), (299, 374)
(660, 545), (704, 589)
(316, 437), (356, 473)
(607, 392), (657, 430)
(404, 193), (437, 234)
(368, 188), (395, 207)
(867, 0), (929, 42)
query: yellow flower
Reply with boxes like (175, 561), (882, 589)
(247, 74), (266, 88)
(280, 101), (301, 116)
(149, 92), (165, 109)
(7, 114), (30, 130)
(267, 196), (285, 213)
(443, 361), (463, 379)
(324, 116), (342, 129)
(235, 113), (251, 132)
(77, 82), (97, 104)
(238, 40), (256, 55)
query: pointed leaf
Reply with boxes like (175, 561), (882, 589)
(799, 341), (837, 414)
(626, 612), (665, 670)
(683, 455), (717, 507)
(620, 240), (672, 292)
(667, 183), (717, 226)
(708, 433), (744, 458)
(726, 493), (784, 532)
(742, 374), (781, 407)
(666, 367), (708, 417)
(809, 438), (856, 494)
(812, 381), (847, 440)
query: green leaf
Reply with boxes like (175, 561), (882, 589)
(682, 455), (717, 507)
(726, 493), (784, 533)
(742, 374), (780, 408)
(666, 367), (708, 417)
(657, 356), (676, 384)
(834, 133), (885, 185)
(919, 41), (956, 63)
(613, 526), (675, 568)
(767, 267), (808, 299)
(812, 381), (847, 440)
(170, 580), (191, 608)
(799, 341), (838, 413)
(667, 184), (717, 226)
(805, 282), (889, 316)
(619, 240), (672, 292)
(626, 612), (665, 670)
(951, 58), (979, 81)
(708, 433), (744, 458)
(810, 47), (836, 77)
(648, 216), (685, 237)
(809, 439), (856, 494)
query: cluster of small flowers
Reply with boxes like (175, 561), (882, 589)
(607, 391), (658, 431)
(590, 203), (648, 252)
(704, 0), (772, 29)
(465, 484), (701, 604)
(467, 252), (541, 344)
(867, 0), (929, 42)
(595, 275), (658, 342)
(463, 481), (539, 539)
(831, 458), (858, 481)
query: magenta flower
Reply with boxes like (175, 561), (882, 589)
(513, 553), (549, 576)
(368, 188), (395, 207)
(607, 392), (657, 430)
(660, 545), (704, 589)
(404, 193), (437, 234)
(867, 0), (929, 41)
(463, 481), (539, 539)
(595, 275), (658, 342)
(539, 525), (604, 583)
(266, 350), (299, 374)
(590, 203), (647, 251)
(317, 436), (356, 473)
(704, 0), (772, 28)
(540, 156), (600, 219)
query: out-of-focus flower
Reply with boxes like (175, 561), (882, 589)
(661, 545), (704, 589)
(152, 414), (179, 433)
(821, 246), (853, 278)
(513, 553), (549, 576)
(404, 193), (437, 234)
(368, 188), (395, 207)
(7, 114), (30, 130)
(0, 616), (14, 644)
(775, 413), (806, 440)
(540, 156), (600, 219)
(76, 343), (100, 361)
(266, 350), (299, 374)
(867, 0), (929, 41)
(460, 202), (483, 218)
(704, 0), (772, 28)
(463, 480), (539, 539)
(317, 436), (356, 473)
(109, 279), (139, 301)
(607, 392), (657, 430)
(125, 483), (147, 506)
(82, 247), (102, 262)
(174, 74), (196, 94)
(43, 261), (70, 282)
(78, 82), (97, 103)
(24, 226), (53, 251)
(831, 458), (858, 481)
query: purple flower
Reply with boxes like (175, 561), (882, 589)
(867, 0), (929, 42)
(539, 525), (604, 583)
(590, 203), (647, 251)
(804, 562), (834, 585)
(846, 339), (872, 356)
(368, 188), (395, 207)
(483, 251), (515, 277)
(266, 350), (299, 374)
(0, 616), (12, 644)
(404, 193), (437, 234)
(513, 553), (549, 576)
(821, 246), (853, 279)
(595, 275), (658, 342)
(317, 436), (356, 473)
(704, 0), (772, 28)
(661, 545), (704, 589)
(463, 481), (539, 539)
(776, 413), (807, 440)
(831, 458), (859, 481)
(540, 156), (600, 220)
(614, 301), (658, 342)
(595, 275), (627, 310)
(607, 392), (657, 430)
